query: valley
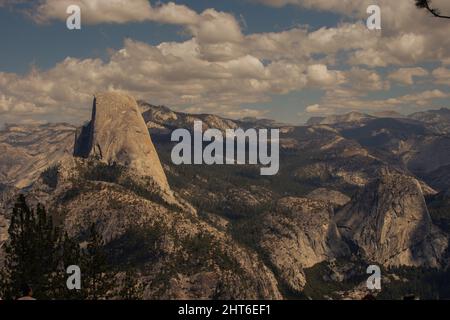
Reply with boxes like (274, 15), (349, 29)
(1, 93), (450, 299)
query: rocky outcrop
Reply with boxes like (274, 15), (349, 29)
(74, 92), (171, 195)
(14, 93), (283, 300)
(259, 197), (349, 292)
(2, 99), (450, 299)
(306, 188), (350, 208)
(32, 155), (282, 299)
(294, 158), (379, 188)
(335, 170), (448, 267)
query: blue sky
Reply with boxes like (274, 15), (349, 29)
(0, 0), (449, 126)
(0, 1), (341, 73)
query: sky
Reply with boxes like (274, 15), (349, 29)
(0, 0), (449, 126)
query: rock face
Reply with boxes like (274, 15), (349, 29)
(24, 155), (282, 300)
(74, 92), (170, 194)
(306, 188), (351, 208)
(0, 123), (75, 188)
(2, 99), (450, 299)
(259, 197), (349, 292)
(18, 94), (282, 300)
(335, 170), (447, 267)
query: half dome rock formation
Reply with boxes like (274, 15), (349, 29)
(74, 92), (171, 194)
(335, 170), (448, 267)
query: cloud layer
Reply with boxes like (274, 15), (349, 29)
(0, 0), (449, 124)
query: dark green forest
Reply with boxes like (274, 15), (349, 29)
(0, 195), (141, 300)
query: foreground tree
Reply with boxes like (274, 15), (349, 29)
(1, 195), (61, 299)
(415, 0), (450, 19)
(0, 196), (114, 300)
(81, 224), (113, 299)
(116, 268), (143, 300)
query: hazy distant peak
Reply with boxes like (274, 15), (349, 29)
(306, 111), (373, 126)
(372, 110), (405, 118)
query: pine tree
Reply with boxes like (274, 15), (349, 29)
(0, 267), (8, 299)
(35, 203), (61, 296)
(82, 224), (112, 299)
(53, 233), (84, 300)
(2, 195), (61, 299)
(117, 268), (143, 300)
(1, 196), (115, 300)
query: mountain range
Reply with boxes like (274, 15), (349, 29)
(1, 93), (450, 299)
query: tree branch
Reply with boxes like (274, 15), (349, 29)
(416, 0), (450, 19)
